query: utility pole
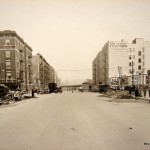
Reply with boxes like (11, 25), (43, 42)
(131, 61), (134, 86)
(118, 66), (122, 90)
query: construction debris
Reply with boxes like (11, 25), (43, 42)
(101, 90), (134, 99)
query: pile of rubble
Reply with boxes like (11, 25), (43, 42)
(102, 90), (134, 99)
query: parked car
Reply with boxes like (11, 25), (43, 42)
(54, 87), (63, 93)
(99, 84), (109, 93)
(0, 85), (9, 104)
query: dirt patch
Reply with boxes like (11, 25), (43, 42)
(99, 90), (134, 99)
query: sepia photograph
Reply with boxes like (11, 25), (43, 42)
(0, 0), (150, 149)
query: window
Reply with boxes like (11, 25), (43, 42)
(143, 47), (145, 52)
(129, 48), (132, 52)
(16, 62), (19, 70)
(6, 61), (11, 69)
(143, 55), (145, 59)
(129, 62), (132, 66)
(7, 72), (11, 78)
(138, 65), (141, 70)
(143, 62), (145, 66)
(133, 55), (135, 59)
(142, 68), (145, 72)
(6, 61), (11, 66)
(129, 55), (132, 59)
(129, 69), (134, 74)
(138, 58), (141, 63)
(5, 51), (10, 57)
(17, 72), (19, 78)
(5, 39), (10, 45)
(138, 51), (141, 56)
(129, 69), (132, 74)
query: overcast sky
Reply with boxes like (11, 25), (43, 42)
(1, 0), (150, 82)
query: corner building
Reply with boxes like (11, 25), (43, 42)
(93, 40), (128, 86)
(0, 30), (33, 91)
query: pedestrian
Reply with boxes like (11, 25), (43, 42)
(148, 87), (150, 98)
(138, 85), (142, 97)
(143, 87), (147, 98)
(128, 86), (132, 96)
(32, 89), (35, 97)
(134, 86), (139, 100)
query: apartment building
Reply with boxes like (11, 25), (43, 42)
(50, 66), (55, 83)
(0, 30), (33, 91)
(32, 53), (56, 90)
(92, 40), (129, 87)
(92, 51), (102, 85)
(93, 38), (150, 88)
(128, 38), (150, 85)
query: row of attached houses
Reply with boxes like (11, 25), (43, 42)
(92, 38), (150, 89)
(0, 30), (60, 91)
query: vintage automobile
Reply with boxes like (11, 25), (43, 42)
(54, 87), (63, 93)
(0, 85), (9, 104)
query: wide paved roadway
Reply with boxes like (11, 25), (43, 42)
(0, 91), (150, 150)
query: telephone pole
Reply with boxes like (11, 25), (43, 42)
(118, 66), (122, 90)
(131, 61), (134, 86)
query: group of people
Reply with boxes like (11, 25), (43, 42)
(129, 85), (150, 99)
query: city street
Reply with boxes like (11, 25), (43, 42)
(0, 91), (150, 150)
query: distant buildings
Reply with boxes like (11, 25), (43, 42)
(92, 38), (150, 88)
(0, 30), (60, 91)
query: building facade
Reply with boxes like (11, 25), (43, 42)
(128, 38), (150, 85)
(92, 38), (150, 88)
(32, 53), (56, 90)
(0, 30), (33, 91)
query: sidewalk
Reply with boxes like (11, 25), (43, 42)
(139, 92), (150, 102)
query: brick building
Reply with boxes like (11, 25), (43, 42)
(32, 53), (56, 90)
(0, 30), (33, 91)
